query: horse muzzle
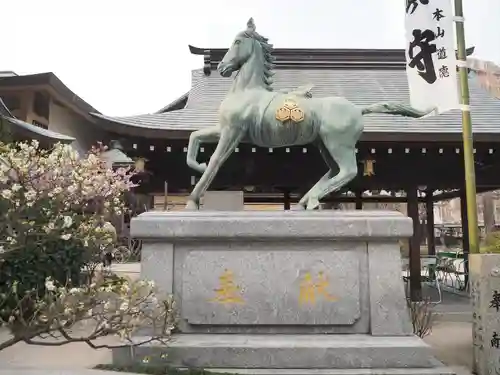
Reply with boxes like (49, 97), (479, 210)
(218, 62), (234, 77)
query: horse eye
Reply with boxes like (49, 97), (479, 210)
(234, 40), (241, 45)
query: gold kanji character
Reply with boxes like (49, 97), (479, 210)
(209, 269), (245, 305)
(299, 271), (337, 305)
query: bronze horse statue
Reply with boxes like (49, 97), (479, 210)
(185, 18), (434, 210)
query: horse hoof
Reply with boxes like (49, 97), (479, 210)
(306, 199), (320, 210)
(185, 200), (199, 210)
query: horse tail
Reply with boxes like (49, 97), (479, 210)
(361, 102), (436, 118)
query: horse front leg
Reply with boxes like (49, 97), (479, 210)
(186, 127), (221, 173)
(185, 126), (244, 210)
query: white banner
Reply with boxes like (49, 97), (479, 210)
(405, 0), (459, 113)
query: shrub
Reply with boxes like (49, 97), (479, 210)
(0, 140), (175, 350)
(407, 298), (434, 338)
(481, 231), (500, 253)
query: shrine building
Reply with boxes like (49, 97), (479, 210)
(2, 45), (500, 299)
(92, 45), (500, 299)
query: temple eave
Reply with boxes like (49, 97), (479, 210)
(2, 116), (75, 144)
(90, 113), (193, 139)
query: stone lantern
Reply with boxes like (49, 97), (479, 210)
(100, 140), (134, 169)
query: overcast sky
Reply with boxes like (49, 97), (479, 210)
(3, 0), (499, 116)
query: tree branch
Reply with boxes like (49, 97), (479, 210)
(0, 335), (24, 351)
(23, 334), (166, 350)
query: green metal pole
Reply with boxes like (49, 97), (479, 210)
(454, 0), (479, 255)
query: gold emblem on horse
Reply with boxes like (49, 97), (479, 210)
(275, 98), (305, 124)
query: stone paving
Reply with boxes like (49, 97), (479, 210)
(0, 321), (474, 374)
(0, 264), (475, 374)
(0, 370), (134, 375)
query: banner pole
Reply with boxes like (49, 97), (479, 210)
(454, 0), (479, 256)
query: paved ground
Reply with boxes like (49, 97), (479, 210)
(0, 321), (474, 373)
(0, 329), (116, 368)
(0, 264), (475, 374)
(0, 370), (130, 375)
(434, 290), (471, 322)
(424, 321), (473, 370)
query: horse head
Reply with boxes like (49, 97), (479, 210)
(218, 18), (258, 77)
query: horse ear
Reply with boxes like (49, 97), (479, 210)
(247, 17), (256, 31)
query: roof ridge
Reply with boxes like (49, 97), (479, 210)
(188, 45), (475, 72)
(91, 67), (500, 138)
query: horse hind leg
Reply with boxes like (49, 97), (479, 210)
(297, 141), (338, 210)
(309, 139), (358, 210)
(185, 127), (243, 210)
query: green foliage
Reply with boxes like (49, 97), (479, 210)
(95, 364), (232, 375)
(0, 141), (136, 341)
(0, 234), (90, 332)
(481, 231), (500, 253)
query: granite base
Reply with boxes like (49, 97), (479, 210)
(115, 210), (453, 374)
(113, 334), (450, 370)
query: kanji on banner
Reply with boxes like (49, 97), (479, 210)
(405, 0), (459, 113)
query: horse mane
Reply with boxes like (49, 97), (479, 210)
(241, 29), (276, 91)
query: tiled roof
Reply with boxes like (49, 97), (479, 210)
(5, 117), (76, 143)
(91, 65), (500, 137)
(0, 97), (75, 143)
(0, 72), (101, 116)
(155, 92), (189, 114)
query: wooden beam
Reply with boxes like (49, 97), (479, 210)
(240, 194), (424, 204)
(432, 186), (497, 202)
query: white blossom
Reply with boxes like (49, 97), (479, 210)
(1, 189), (12, 199)
(45, 278), (56, 291)
(62, 216), (73, 229)
(119, 301), (129, 311)
(0, 142), (176, 348)
(25, 189), (37, 201)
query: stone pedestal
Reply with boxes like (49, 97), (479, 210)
(470, 253), (500, 375)
(202, 191), (244, 211)
(114, 211), (454, 374)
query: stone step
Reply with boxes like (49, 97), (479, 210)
(113, 334), (443, 370)
(192, 368), (458, 375)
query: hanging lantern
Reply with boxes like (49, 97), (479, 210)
(134, 157), (148, 172)
(362, 159), (376, 176)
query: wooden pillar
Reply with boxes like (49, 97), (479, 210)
(163, 181), (168, 210)
(407, 187), (422, 301)
(460, 188), (470, 288)
(283, 190), (291, 211)
(426, 192), (436, 256)
(482, 191), (496, 236)
(355, 190), (363, 210)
